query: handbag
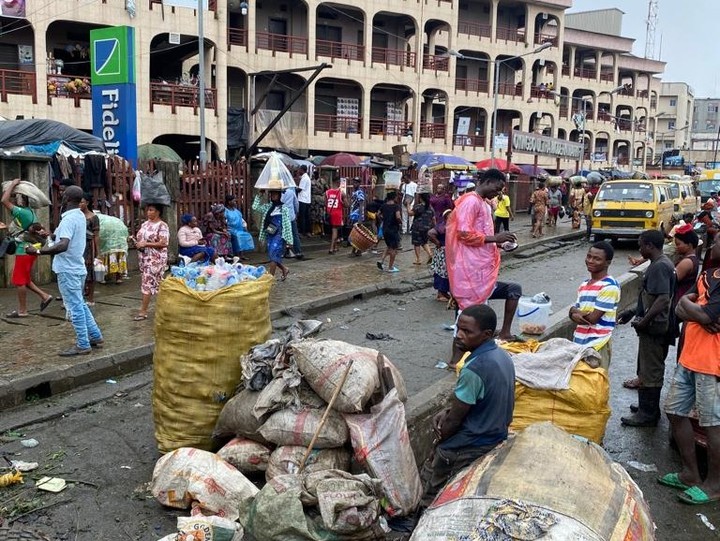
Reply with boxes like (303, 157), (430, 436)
(0, 237), (17, 258)
(265, 222), (278, 236)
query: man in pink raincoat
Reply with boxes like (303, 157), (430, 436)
(445, 169), (522, 365)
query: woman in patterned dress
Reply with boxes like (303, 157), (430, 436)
(133, 203), (169, 321)
(252, 185), (293, 281)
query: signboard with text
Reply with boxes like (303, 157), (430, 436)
(90, 26), (137, 163)
(511, 131), (583, 160)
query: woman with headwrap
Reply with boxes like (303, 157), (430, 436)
(252, 185), (293, 281)
(178, 214), (215, 263)
(224, 194), (254, 260)
(202, 203), (231, 258)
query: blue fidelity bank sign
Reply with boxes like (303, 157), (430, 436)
(90, 26), (137, 164)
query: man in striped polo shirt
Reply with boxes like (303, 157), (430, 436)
(568, 241), (620, 370)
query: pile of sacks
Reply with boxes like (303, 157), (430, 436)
(150, 321), (423, 540)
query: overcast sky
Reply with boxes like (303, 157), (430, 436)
(568, 0), (719, 98)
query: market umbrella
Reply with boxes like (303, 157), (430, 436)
(560, 168), (592, 179)
(517, 164), (550, 178)
(319, 152), (363, 167)
(411, 152), (476, 172)
(137, 143), (182, 163)
(475, 158), (522, 174)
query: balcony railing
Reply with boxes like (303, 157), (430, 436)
(48, 92), (91, 108)
(371, 47), (416, 68)
(562, 65), (570, 76)
(600, 70), (614, 82)
(457, 20), (492, 39)
(0, 69), (36, 104)
(618, 86), (635, 97)
(534, 33), (558, 47)
(150, 0), (216, 10)
(637, 89), (649, 99)
(573, 109), (594, 121)
(316, 40), (364, 62)
(420, 122), (447, 139)
(314, 114), (362, 136)
(598, 110), (613, 122)
(530, 86), (554, 100)
(616, 119), (632, 131)
(228, 27), (247, 49)
(256, 32), (308, 56)
(453, 134), (486, 149)
(369, 118), (413, 137)
(423, 54), (449, 71)
(150, 82), (217, 114)
(574, 67), (597, 79)
(496, 82), (522, 97)
(559, 105), (568, 118)
(496, 26), (525, 43)
(650, 98), (657, 109)
(455, 78), (489, 94)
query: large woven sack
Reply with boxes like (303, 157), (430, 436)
(511, 361), (611, 444)
(266, 446), (351, 481)
(344, 389), (422, 516)
(153, 276), (273, 453)
(150, 448), (259, 522)
(410, 423), (654, 541)
(259, 407), (349, 448)
(290, 340), (382, 413)
(217, 437), (272, 474)
(213, 389), (270, 445)
(253, 379), (326, 420)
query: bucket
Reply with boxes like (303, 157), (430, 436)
(383, 170), (402, 190)
(516, 296), (552, 335)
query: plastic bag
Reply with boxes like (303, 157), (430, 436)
(150, 448), (259, 522)
(140, 170), (171, 207)
(132, 171), (142, 202)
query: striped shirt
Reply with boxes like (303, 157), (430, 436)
(572, 275), (620, 350)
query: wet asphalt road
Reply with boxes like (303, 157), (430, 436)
(1, 239), (718, 540)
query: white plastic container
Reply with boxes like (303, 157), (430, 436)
(383, 170), (402, 190)
(516, 296), (552, 335)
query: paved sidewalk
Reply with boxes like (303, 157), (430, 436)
(0, 213), (582, 408)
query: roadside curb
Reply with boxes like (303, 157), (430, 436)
(0, 229), (583, 410)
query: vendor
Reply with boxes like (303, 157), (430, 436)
(419, 304), (514, 510)
(178, 214), (215, 263)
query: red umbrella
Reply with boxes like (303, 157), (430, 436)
(475, 158), (522, 174)
(319, 152), (363, 167)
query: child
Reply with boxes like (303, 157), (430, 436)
(377, 192), (402, 273)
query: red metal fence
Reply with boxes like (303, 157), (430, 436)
(0, 69), (37, 104)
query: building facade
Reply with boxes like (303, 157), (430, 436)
(652, 81), (694, 162)
(690, 98), (720, 167)
(0, 1), (664, 168)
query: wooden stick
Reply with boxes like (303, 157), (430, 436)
(298, 360), (354, 472)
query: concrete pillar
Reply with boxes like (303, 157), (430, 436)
(365, 12), (373, 66)
(307, 5), (316, 60)
(490, 0), (499, 42)
(34, 22), (48, 106)
(0, 157), (53, 287)
(249, 2), (257, 53)
(568, 46), (576, 78)
(157, 161), (181, 265)
(595, 51), (602, 83)
(307, 80), (316, 138)
(362, 84), (371, 139)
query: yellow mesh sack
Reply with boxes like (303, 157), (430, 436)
(153, 275), (273, 453)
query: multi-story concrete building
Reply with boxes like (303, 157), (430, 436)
(690, 98), (720, 167)
(652, 82), (694, 163)
(0, 1), (665, 169)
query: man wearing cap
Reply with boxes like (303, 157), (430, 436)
(26, 186), (103, 356)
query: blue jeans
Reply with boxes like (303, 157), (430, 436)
(57, 272), (103, 350)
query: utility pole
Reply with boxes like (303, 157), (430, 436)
(198, 0), (207, 170)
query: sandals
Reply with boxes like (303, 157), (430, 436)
(5, 310), (29, 318)
(133, 314), (148, 321)
(657, 473), (691, 491)
(678, 486), (720, 505)
(40, 296), (53, 312)
(280, 269), (290, 282)
(412, 261), (422, 266)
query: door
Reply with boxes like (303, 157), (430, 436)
(268, 18), (288, 51)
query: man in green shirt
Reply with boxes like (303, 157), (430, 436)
(2, 178), (53, 317)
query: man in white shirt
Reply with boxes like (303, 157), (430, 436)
(401, 176), (418, 234)
(297, 165), (312, 236)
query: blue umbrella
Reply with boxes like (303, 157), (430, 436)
(517, 164), (550, 178)
(411, 152), (476, 171)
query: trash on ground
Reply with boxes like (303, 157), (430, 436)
(120, 466), (132, 470)
(411, 423), (654, 540)
(353, 308), (361, 312)
(626, 461), (658, 472)
(105, 379), (117, 384)
(434, 361), (449, 370)
(36, 476), (67, 493)
(20, 438), (39, 448)
(10, 461), (39, 472)
(339, 325), (349, 330)
(0, 470), (23, 487)
(365, 332), (396, 341)
(697, 513), (716, 531)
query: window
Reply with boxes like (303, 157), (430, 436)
(669, 98), (676, 107)
(708, 104), (719, 113)
(668, 121), (676, 130)
(266, 91), (285, 110)
(664, 141), (673, 149)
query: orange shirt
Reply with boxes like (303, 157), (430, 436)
(679, 268), (720, 376)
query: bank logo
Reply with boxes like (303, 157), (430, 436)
(94, 38), (120, 76)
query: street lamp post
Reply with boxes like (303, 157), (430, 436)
(449, 41), (552, 163)
(198, 0), (207, 170)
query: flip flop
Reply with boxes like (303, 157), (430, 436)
(678, 486), (720, 505)
(5, 310), (29, 318)
(657, 473), (691, 491)
(40, 296), (53, 312)
(280, 269), (290, 282)
(133, 314), (148, 321)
